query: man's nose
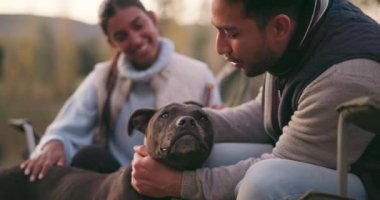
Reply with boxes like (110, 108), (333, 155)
(216, 33), (230, 55)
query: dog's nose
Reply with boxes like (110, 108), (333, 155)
(176, 116), (196, 127)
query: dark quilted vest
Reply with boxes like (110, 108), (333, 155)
(263, 0), (380, 199)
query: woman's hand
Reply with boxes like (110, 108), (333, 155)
(132, 145), (183, 198)
(20, 140), (66, 182)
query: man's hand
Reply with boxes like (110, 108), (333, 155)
(132, 145), (183, 198)
(20, 140), (66, 182)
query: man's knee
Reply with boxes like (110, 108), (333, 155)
(237, 159), (285, 199)
(236, 159), (310, 200)
(236, 159), (366, 200)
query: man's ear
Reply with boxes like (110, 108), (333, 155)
(270, 14), (293, 40)
(127, 108), (156, 135)
(266, 14), (294, 54)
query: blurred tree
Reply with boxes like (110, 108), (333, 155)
(77, 41), (97, 76)
(35, 22), (56, 83)
(155, 0), (189, 55)
(52, 18), (78, 98)
(190, 0), (214, 67)
(4, 39), (39, 99)
(157, 0), (174, 19)
(0, 44), (3, 79)
(192, 28), (208, 62)
(155, 0), (176, 31)
(352, 0), (380, 5)
(77, 39), (108, 76)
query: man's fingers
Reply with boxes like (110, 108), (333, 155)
(131, 176), (139, 192)
(133, 145), (148, 157)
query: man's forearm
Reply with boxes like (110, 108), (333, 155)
(180, 157), (264, 200)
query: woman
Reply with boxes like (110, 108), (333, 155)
(21, 0), (221, 182)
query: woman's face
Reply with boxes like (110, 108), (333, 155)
(106, 6), (160, 69)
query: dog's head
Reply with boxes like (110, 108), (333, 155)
(128, 102), (213, 170)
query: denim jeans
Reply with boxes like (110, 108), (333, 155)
(204, 143), (273, 168)
(206, 143), (366, 200)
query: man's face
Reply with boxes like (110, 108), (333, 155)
(211, 0), (279, 77)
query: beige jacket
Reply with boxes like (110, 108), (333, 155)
(93, 52), (218, 129)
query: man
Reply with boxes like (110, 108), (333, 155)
(131, 0), (380, 199)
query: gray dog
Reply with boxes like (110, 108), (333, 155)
(0, 102), (214, 200)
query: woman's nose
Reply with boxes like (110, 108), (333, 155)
(128, 31), (143, 49)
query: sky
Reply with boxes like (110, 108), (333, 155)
(0, 0), (379, 25)
(0, 0), (209, 25)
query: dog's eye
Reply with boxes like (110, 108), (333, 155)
(160, 112), (169, 119)
(199, 115), (209, 123)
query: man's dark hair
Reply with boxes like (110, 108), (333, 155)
(226, 0), (306, 28)
(98, 0), (147, 35)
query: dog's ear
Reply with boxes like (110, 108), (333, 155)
(128, 108), (156, 135)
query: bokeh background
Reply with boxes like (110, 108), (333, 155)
(0, 0), (379, 168)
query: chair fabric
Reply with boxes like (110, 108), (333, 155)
(337, 96), (380, 200)
(337, 96), (380, 133)
(300, 96), (380, 200)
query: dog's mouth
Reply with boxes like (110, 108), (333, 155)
(160, 131), (206, 155)
(158, 131), (212, 170)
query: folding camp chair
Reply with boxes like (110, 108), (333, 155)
(300, 96), (380, 200)
(8, 118), (39, 159)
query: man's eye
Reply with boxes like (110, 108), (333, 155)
(227, 34), (237, 38)
(226, 32), (237, 39)
(160, 112), (169, 119)
(223, 30), (237, 39)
